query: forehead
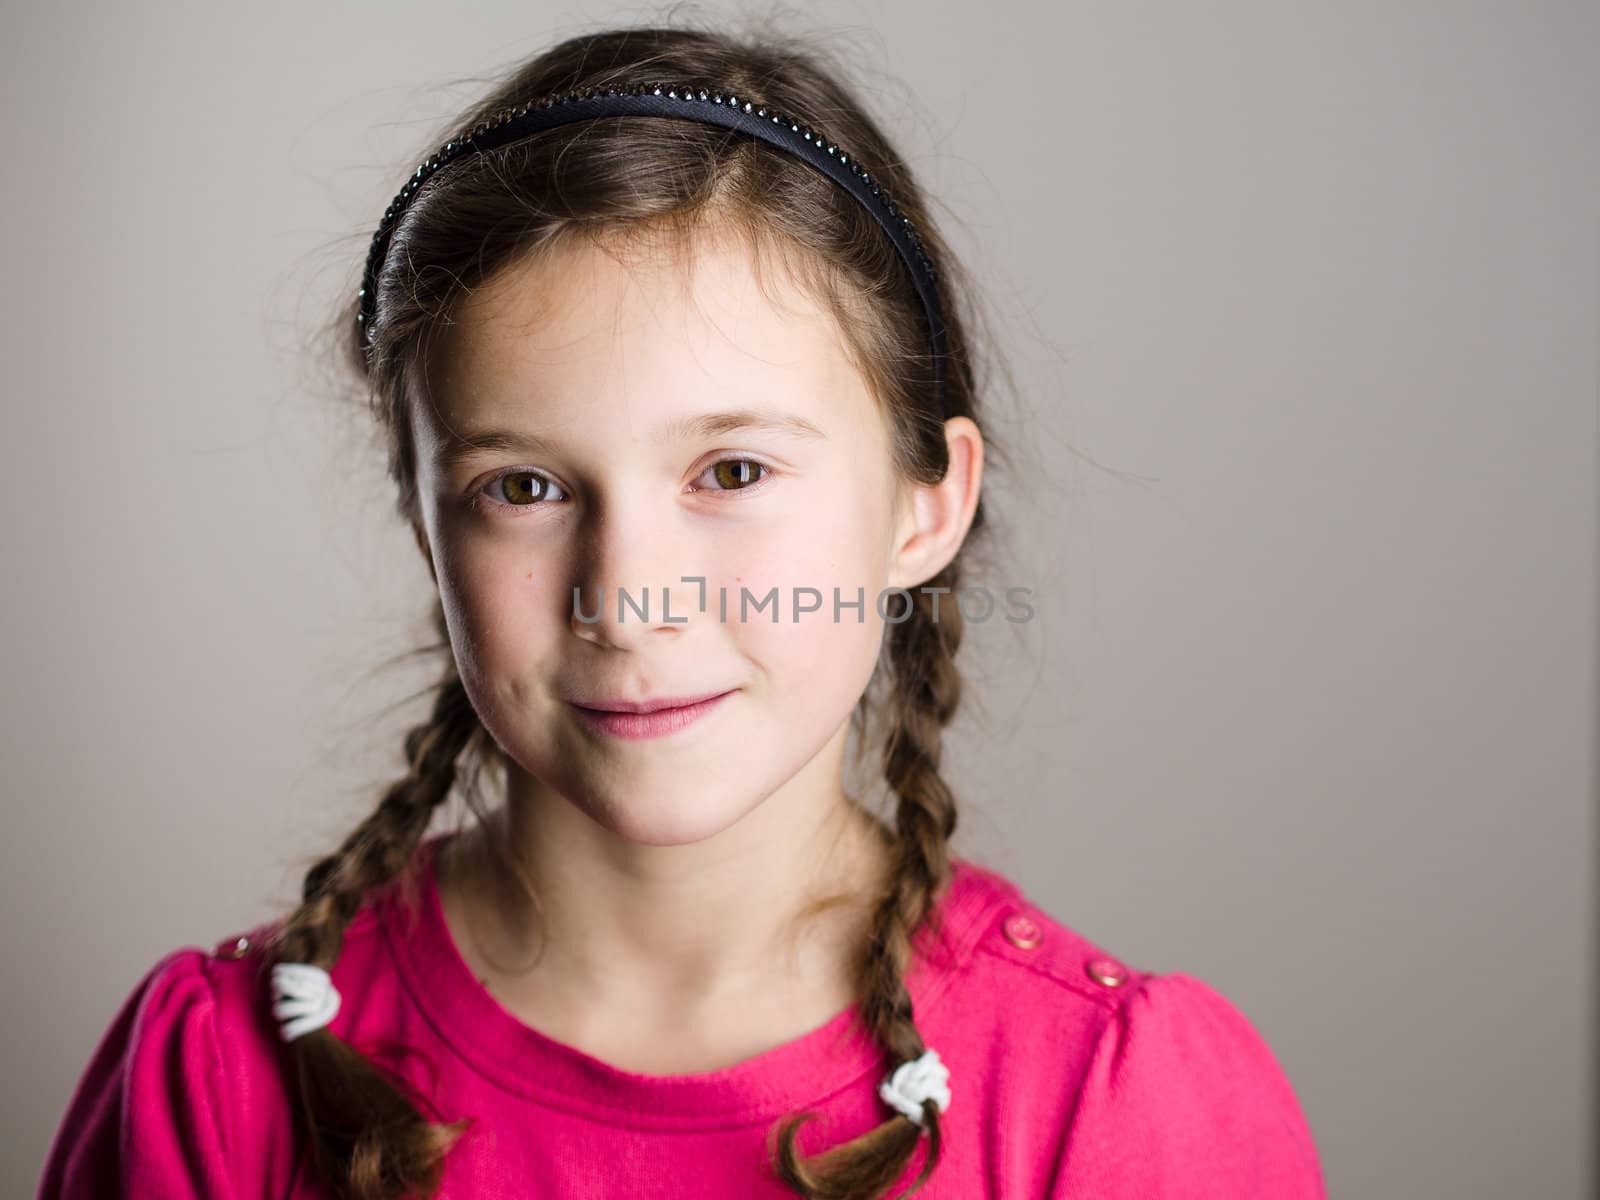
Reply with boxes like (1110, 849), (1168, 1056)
(417, 224), (883, 446)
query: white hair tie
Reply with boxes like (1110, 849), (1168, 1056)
(271, 962), (342, 1043)
(878, 1048), (951, 1128)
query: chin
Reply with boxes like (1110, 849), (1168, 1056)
(579, 787), (767, 848)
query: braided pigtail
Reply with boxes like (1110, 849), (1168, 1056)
(771, 576), (964, 1199)
(261, 602), (485, 1200)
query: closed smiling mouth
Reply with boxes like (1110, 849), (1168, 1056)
(563, 689), (738, 741)
(567, 689), (734, 715)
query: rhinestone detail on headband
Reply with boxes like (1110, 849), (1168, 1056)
(355, 81), (948, 399)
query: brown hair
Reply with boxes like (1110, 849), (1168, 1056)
(269, 15), (1015, 1200)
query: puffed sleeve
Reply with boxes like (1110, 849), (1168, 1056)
(38, 948), (240, 1199)
(1050, 971), (1326, 1198)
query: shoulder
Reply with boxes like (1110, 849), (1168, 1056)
(40, 940), (271, 1197)
(925, 858), (1153, 1124)
(1051, 968), (1328, 1196)
(39, 900), (384, 1199)
(948, 857), (1153, 1013)
(941, 859), (1326, 1197)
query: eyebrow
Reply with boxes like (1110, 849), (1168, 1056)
(432, 408), (827, 468)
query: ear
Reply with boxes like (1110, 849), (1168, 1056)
(411, 518), (438, 586)
(887, 416), (984, 589)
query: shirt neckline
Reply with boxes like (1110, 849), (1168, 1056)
(377, 830), (1015, 1130)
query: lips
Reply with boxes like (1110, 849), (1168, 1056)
(567, 690), (735, 740)
(567, 690), (732, 715)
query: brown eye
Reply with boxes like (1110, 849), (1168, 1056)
(707, 459), (768, 490)
(495, 471), (562, 506)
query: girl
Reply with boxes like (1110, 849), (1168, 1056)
(38, 21), (1325, 1200)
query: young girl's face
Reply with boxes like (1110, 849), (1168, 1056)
(408, 226), (934, 847)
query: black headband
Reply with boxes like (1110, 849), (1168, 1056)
(357, 82), (948, 403)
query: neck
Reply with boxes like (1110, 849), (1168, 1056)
(436, 768), (895, 1032)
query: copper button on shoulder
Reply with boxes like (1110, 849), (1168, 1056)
(1085, 956), (1128, 987)
(1001, 913), (1042, 949)
(218, 936), (252, 959)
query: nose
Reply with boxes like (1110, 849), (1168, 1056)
(568, 506), (697, 649)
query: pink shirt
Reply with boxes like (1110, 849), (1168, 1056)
(39, 833), (1326, 1197)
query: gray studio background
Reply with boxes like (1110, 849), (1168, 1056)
(5, 3), (1595, 1197)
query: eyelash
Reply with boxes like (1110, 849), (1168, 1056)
(467, 457), (774, 516)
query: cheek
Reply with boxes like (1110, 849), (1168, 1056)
(431, 537), (567, 681)
(734, 466), (897, 593)
(745, 596), (885, 695)
(722, 503), (894, 700)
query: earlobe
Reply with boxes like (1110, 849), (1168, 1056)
(411, 520), (438, 585)
(889, 416), (985, 588)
